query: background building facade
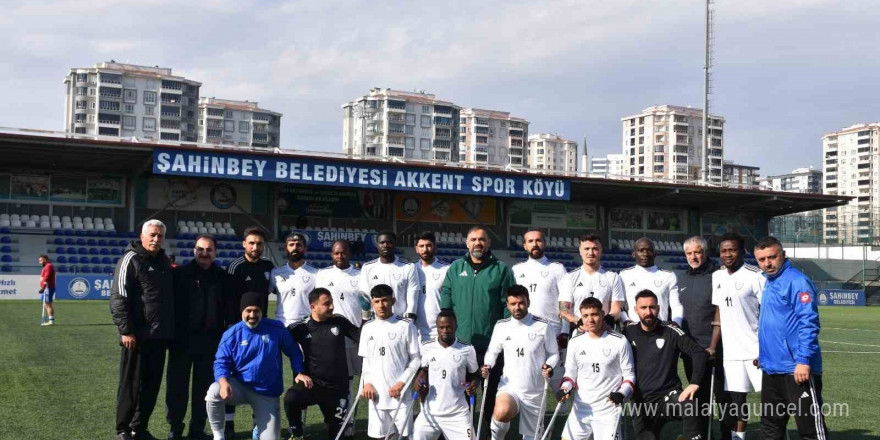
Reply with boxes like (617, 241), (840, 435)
(342, 88), (460, 161)
(822, 123), (880, 244)
(526, 133), (577, 172)
(63, 62), (201, 142)
(198, 98), (281, 148)
(590, 153), (626, 177)
(722, 160), (760, 188)
(459, 108), (529, 168)
(759, 166), (823, 193)
(621, 105), (724, 184)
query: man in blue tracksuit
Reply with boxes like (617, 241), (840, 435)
(754, 237), (828, 440)
(206, 291), (309, 440)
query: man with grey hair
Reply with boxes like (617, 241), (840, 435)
(677, 235), (732, 440)
(110, 220), (175, 440)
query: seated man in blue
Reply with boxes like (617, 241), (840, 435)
(206, 291), (308, 440)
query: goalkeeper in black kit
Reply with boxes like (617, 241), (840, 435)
(622, 290), (708, 440)
(283, 288), (361, 440)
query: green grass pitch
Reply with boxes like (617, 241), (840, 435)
(1, 302), (877, 439)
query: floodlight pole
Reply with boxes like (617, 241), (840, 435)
(701, 0), (712, 185)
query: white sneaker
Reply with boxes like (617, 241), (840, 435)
(46, 320), (54, 325)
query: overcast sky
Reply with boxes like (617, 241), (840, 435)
(2, 0), (878, 176)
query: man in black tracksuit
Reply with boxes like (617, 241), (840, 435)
(110, 221), (175, 440)
(284, 287), (361, 440)
(678, 237), (732, 440)
(622, 289), (707, 440)
(165, 235), (231, 440)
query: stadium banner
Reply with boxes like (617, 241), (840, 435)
(51, 176), (88, 202)
(293, 230), (378, 253)
(0, 275), (42, 300)
(153, 148), (571, 200)
(10, 175), (50, 201)
(817, 289), (866, 306)
(55, 275), (113, 300)
(146, 177), (253, 213)
(278, 186), (389, 219)
(395, 194), (496, 225)
(510, 201), (597, 229)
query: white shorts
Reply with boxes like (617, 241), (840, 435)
(367, 401), (413, 438)
(413, 407), (474, 440)
(562, 407), (621, 440)
(723, 359), (762, 393)
(498, 386), (543, 438)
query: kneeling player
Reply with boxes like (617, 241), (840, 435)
(360, 284), (421, 439)
(413, 309), (479, 440)
(560, 297), (635, 440)
(482, 285), (559, 440)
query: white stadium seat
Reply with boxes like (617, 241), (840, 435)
(223, 222), (232, 229)
(11, 220), (21, 227)
(26, 220), (37, 228)
(0, 220), (9, 227)
(0, 214), (8, 221)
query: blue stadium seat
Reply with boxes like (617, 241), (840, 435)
(77, 247), (87, 255)
(1, 255), (11, 262)
(98, 239), (108, 246)
(111, 248), (122, 256)
(0, 246), (10, 253)
(54, 237), (64, 245)
(92, 266), (102, 273)
(57, 265), (68, 273)
(76, 238), (86, 246)
(57, 255), (68, 263)
(88, 248), (98, 255)
(100, 248), (109, 255)
(65, 238), (75, 245)
(81, 266), (91, 274)
(104, 266), (114, 274)
(102, 257), (112, 265)
(1, 265), (11, 272)
(87, 239), (97, 246)
(66, 246), (76, 254)
(63, 230), (73, 236)
(90, 257), (101, 265)
(79, 256), (90, 264)
(217, 251), (228, 258)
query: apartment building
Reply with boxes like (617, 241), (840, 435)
(342, 88), (460, 161)
(759, 166), (822, 193)
(459, 108), (530, 168)
(590, 154), (626, 176)
(198, 98), (282, 148)
(621, 105), (724, 184)
(63, 62), (201, 141)
(822, 123), (880, 244)
(526, 133), (577, 172)
(722, 160), (761, 188)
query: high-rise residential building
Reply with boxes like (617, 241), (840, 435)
(63, 62), (201, 141)
(621, 105), (724, 184)
(822, 123), (880, 244)
(759, 166), (823, 193)
(722, 160), (760, 188)
(526, 134), (577, 173)
(342, 88), (460, 161)
(590, 154), (626, 177)
(459, 109), (529, 168)
(198, 98), (281, 148)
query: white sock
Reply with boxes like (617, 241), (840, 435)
(211, 428), (224, 440)
(491, 418), (510, 440)
(732, 431), (746, 440)
(225, 413), (235, 422)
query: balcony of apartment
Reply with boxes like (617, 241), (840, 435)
(858, 163), (871, 170)
(160, 120), (181, 131)
(433, 140), (452, 150)
(672, 145), (688, 154)
(99, 74), (122, 86)
(386, 113), (405, 123)
(387, 100), (406, 112)
(434, 106), (453, 117)
(708, 148), (723, 158)
(160, 132), (181, 141)
(474, 118), (489, 126)
(97, 113), (121, 125)
(433, 116), (455, 126)
(859, 179), (872, 187)
(160, 93), (182, 104)
(206, 119), (224, 129)
(206, 109), (224, 118)
(387, 123), (405, 135)
(386, 145), (405, 157)
(509, 129), (524, 138)
(98, 127), (120, 136)
(161, 106), (181, 118)
(161, 80), (184, 93)
(509, 148), (524, 157)
(252, 133), (269, 143)
(205, 129), (223, 140)
(674, 136), (689, 147)
(253, 123), (269, 133)
(509, 157), (524, 166)
(510, 139), (524, 148)
(435, 128), (452, 139)
(98, 100), (121, 112)
(99, 87), (122, 99)
(473, 153), (488, 163)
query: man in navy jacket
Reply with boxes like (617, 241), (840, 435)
(754, 237), (827, 440)
(206, 291), (308, 440)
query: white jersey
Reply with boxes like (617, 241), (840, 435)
(619, 265), (682, 324)
(559, 266), (625, 315)
(485, 314), (560, 398)
(415, 259), (451, 340)
(419, 339), (478, 417)
(512, 256), (568, 328)
(359, 315), (421, 410)
(271, 262), (317, 326)
(315, 265), (365, 327)
(361, 257), (421, 316)
(712, 263), (765, 360)
(564, 331), (635, 416)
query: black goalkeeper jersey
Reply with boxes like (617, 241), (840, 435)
(226, 256), (275, 319)
(622, 321), (707, 401)
(288, 315), (361, 389)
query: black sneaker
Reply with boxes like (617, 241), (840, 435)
(116, 433), (134, 440)
(224, 421), (235, 439)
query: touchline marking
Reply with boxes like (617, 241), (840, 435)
(819, 340), (880, 348)
(824, 327), (880, 333)
(823, 350), (880, 354)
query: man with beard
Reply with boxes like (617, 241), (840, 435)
(110, 220), (175, 440)
(619, 238), (682, 325)
(165, 235), (230, 440)
(481, 285), (558, 440)
(414, 310), (479, 440)
(38, 254), (56, 325)
(224, 226), (276, 437)
(206, 292), (307, 440)
(273, 232), (318, 327)
(622, 290), (707, 440)
(413, 232), (450, 341)
(559, 234), (624, 327)
(678, 235), (730, 440)
(360, 230), (420, 320)
(511, 228), (568, 395)
(284, 288), (361, 440)
(440, 225), (515, 439)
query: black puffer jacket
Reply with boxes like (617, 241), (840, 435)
(677, 259), (718, 349)
(110, 241), (175, 340)
(173, 259), (230, 338)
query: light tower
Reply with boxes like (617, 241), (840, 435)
(701, 0), (715, 184)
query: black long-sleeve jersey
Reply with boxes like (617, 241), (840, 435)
(226, 256), (275, 321)
(288, 314), (360, 390)
(622, 322), (707, 401)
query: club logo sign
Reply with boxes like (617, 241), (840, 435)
(655, 338), (665, 349)
(735, 282), (744, 290)
(68, 277), (91, 299)
(654, 280), (662, 288)
(602, 348), (612, 357)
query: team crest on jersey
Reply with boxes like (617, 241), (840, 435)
(302, 275), (311, 282)
(654, 280), (662, 287)
(655, 338), (665, 349)
(599, 279), (607, 287)
(453, 354), (462, 362)
(262, 334), (270, 343)
(433, 272), (442, 280)
(331, 326), (339, 336)
(339, 399), (347, 409)
(735, 282), (744, 290)
(393, 272), (402, 280)
(540, 271), (549, 278)
(528, 332), (539, 341)
(351, 280), (359, 287)
(388, 331), (398, 340)
(603, 348), (612, 357)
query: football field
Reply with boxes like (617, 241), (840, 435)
(1, 302), (878, 440)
